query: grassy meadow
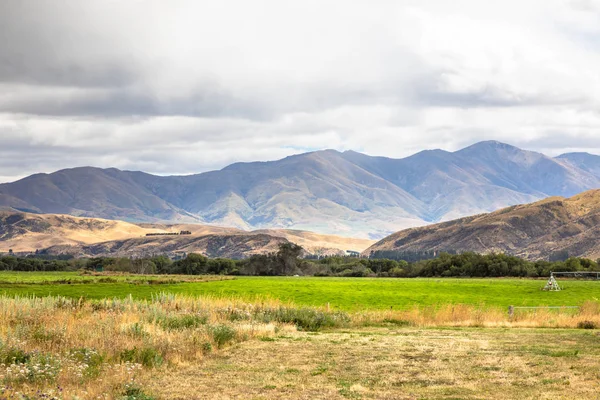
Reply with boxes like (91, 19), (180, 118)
(0, 271), (599, 310)
(1, 272), (600, 399)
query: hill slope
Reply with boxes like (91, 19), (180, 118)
(0, 211), (373, 258)
(364, 189), (600, 260)
(1, 141), (600, 238)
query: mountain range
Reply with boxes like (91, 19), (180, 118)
(364, 189), (600, 260)
(1, 140), (599, 239)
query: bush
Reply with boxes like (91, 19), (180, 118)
(201, 342), (213, 354)
(125, 322), (148, 338)
(120, 347), (164, 368)
(577, 320), (598, 329)
(0, 347), (31, 365)
(262, 307), (350, 331)
(389, 267), (406, 277)
(121, 383), (157, 400)
(157, 314), (208, 331)
(210, 325), (237, 349)
(69, 348), (104, 378)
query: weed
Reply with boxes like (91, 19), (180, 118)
(262, 307), (350, 331)
(201, 342), (213, 354)
(121, 383), (156, 400)
(210, 325), (237, 349)
(68, 348), (104, 379)
(156, 314), (208, 331)
(311, 365), (328, 376)
(0, 347), (30, 365)
(577, 320), (597, 329)
(120, 347), (164, 368)
(382, 318), (411, 326)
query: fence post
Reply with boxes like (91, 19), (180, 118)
(508, 305), (514, 318)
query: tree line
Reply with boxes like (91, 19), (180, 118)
(1, 244), (600, 277)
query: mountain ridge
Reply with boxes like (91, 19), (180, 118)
(364, 189), (600, 260)
(1, 141), (599, 238)
(0, 210), (375, 258)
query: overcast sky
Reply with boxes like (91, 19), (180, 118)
(1, 0), (600, 183)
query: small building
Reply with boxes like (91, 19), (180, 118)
(345, 250), (360, 257)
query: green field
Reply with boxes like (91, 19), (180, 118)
(0, 271), (598, 310)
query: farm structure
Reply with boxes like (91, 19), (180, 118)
(146, 230), (192, 237)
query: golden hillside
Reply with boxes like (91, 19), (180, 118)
(0, 210), (373, 257)
(364, 189), (600, 260)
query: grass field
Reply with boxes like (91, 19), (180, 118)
(0, 272), (599, 311)
(0, 294), (598, 399)
(1, 273), (600, 399)
(148, 327), (600, 399)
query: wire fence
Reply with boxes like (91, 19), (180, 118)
(508, 305), (580, 317)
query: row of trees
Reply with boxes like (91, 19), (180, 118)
(2, 245), (600, 277)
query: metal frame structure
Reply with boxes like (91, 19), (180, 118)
(542, 271), (600, 291)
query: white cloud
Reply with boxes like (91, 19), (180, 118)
(1, 0), (600, 182)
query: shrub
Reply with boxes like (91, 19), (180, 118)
(201, 342), (213, 354)
(125, 322), (148, 339)
(157, 314), (208, 331)
(3, 353), (62, 384)
(577, 320), (598, 329)
(121, 383), (157, 400)
(69, 348), (104, 378)
(389, 267), (406, 277)
(210, 325), (237, 349)
(0, 347), (31, 365)
(120, 347), (164, 368)
(382, 318), (411, 326)
(262, 307), (350, 331)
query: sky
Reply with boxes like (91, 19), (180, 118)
(1, 0), (600, 183)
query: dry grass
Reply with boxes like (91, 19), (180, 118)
(0, 295), (599, 399)
(0, 294), (305, 399)
(354, 301), (600, 329)
(147, 327), (600, 399)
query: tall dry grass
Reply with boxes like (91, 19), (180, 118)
(0, 294), (321, 399)
(354, 301), (600, 328)
(0, 294), (598, 399)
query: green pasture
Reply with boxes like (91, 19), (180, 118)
(0, 272), (598, 311)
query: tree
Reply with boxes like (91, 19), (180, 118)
(276, 243), (303, 275)
(152, 256), (173, 274)
(173, 253), (208, 275)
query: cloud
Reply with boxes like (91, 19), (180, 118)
(0, 0), (600, 182)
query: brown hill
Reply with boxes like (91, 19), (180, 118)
(43, 234), (289, 259)
(364, 189), (600, 260)
(0, 210), (373, 258)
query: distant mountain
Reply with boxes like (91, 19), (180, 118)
(1, 141), (599, 239)
(0, 211), (374, 258)
(556, 152), (600, 179)
(364, 189), (600, 260)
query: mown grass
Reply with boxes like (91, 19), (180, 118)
(151, 327), (600, 399)
(1, 273), (599, 310)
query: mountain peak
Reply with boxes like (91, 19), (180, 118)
(557, 152), (599, 159)
(2, 142), (600, 238)
(458, 140), (521, 153)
